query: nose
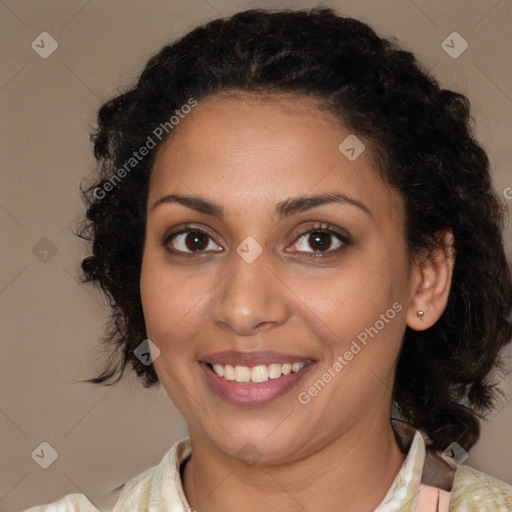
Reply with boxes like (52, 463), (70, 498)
(211, 247), (290, 336)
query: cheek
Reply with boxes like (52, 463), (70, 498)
(140, 253), (218, 363)
(140, 258), (189, 346)
(140, 263), (201, 405)
(297, 253), (397, 325)
(294, 248), (407, 370)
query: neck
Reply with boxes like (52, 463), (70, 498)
(182, 419), (406, 512)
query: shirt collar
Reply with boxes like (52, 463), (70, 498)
(374, 427), (425, 511)
(113, 426), (426, 512)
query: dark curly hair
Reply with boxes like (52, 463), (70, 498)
(77, 7), (512, 451)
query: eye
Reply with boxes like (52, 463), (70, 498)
(163, 228), (222, 255)
(288, 223), (350, 257)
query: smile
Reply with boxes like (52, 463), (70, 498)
(209, 361), (308, 383)
(200, 360), (315, 406)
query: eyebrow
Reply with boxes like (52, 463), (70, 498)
(151, 191), (372, 219)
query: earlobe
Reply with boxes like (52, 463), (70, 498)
(406, 231), (455, 331)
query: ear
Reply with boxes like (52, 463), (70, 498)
(406, 231), (455, 331)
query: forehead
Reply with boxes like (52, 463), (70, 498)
(148, 93), (402, 223)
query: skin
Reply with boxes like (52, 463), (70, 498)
(139, 93), (454, 512)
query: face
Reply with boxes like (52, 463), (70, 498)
(140, 93), (415, 464)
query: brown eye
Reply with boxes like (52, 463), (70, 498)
(287, 224), (351, 258)
(307, 231), (334, 252)
(184, 231), (209, 251)
(164, 229), (223, 254)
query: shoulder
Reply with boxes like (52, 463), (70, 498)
(22, 463), (159, 512)
(22, 438), (191, 512)
(23, 493), (103, 512)
(21, 465), (158, 512)
(111, 436), (192, 510)
(450, 465), (512, 511)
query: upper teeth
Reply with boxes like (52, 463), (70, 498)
(212, 362), (307, 383)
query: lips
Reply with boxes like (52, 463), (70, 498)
(198, 351), (316, 406)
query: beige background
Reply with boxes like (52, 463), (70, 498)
(1, 0), (511, 510)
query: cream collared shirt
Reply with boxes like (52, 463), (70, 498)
(24, 430), (512, 511)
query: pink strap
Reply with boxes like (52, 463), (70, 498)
(417, 483), (452, 511)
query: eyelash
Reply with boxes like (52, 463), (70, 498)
(161, 222), (351, 259)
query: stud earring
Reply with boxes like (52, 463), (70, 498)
(417, 310), (425, 320)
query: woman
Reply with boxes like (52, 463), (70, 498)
(26, 7), (512, 512)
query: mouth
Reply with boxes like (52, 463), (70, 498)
(199, 359), (316, 406)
